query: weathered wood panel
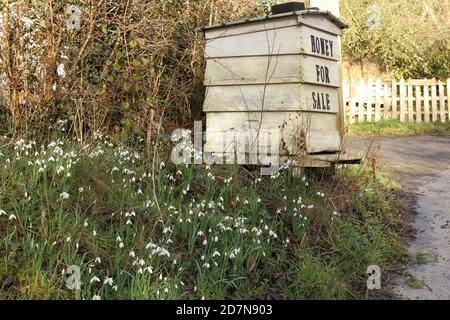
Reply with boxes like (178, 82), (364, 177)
(204, 83), (339, 113)
(205, 16), (299, 40)
(204, 111), (341, 154)
(205, 25), (302, 58)
(205, 25), (340, 60)
(204, 55), (340, 87)
(298, 15), (342, 35)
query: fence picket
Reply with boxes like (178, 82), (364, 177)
(399, 79), (406, 122)
(407, 80), (414, 122)
(431, 83), (438, 122)
(384, 82), (390, 119)
(424, 85), (430, 123)
(391, 80), (397, 120)
(358, 79), (365, 123)
(415, 85), (422, 123)
(367, 78), (373, 122)
(447, 79), (450, 122)
(375, 79), (382, 122)
(439, 80), (446, 122)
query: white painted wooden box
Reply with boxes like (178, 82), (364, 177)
(199, 9), (347, 163)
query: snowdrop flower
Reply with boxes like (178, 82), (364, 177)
(202, 239), (208, 246)
(78, 187), (84, 193)
(94, 257), (101, 264)
(129, 251), (136, 258)
(92, 295), (101, 300)
(9, 214), (17, 221)
(104, 278), (114, 286)
(60, 192), (70, 200)
(212, 250), (221, 258)
(90, 276), (100, 284)
(119, 242), (124, 249)
(66, 236), (71, 242)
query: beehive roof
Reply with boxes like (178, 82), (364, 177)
(197, 8), (348, 32)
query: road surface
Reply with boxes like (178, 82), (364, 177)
(348, 135), (450, 300)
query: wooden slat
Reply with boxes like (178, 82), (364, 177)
(404, 79), (437, 86)
(447, 79), (450, 122)
(423, 85), (430, 123)
(415, 85), (422, 123)
(439, 80), (446, 122)
(383, 82), (390, 119)
(366, 78), (373, 122)
(375, 79), (382, 122)
(431, 83), (438, 122)
(399, 79), (406, 122)
(391, 80), (397, 120)
(349, 99), (356, 124)
(203, 83), (340, 113)
(204, 55), (340, 87)
(358, 79), (365, 123)
(407, 80), (414, 122)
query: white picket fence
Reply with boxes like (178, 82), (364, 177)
(343, 78), (450, 124)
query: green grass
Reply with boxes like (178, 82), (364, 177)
(415, 251), (439, 265)
(0, 132), (406, 300)
(404, 272), (424, 289)
(349, 120), (450, 136)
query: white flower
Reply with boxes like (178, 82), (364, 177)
(104, 278), (114, 286)
(78, 187), (84, 193)
(202, 239), (208, 246)
(90, 276), (100, 284)
(60, 192), (70, 199)
(129, 251), (136, 258)
(66, 236), (71, 242)
(93, 230), (97, 237)
(94, 257), (101, 264)
(92, 295), (101, 300)
(8, 214), (17, 221)
(57, 63), (66, 78)
(119, 242), (124, 248)
(212, 250), (221, 258)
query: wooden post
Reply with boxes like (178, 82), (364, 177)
(415, 85), (422, 123)
(367, 78), (373, 122)
(375, 79), (382, 122)
(383, 82), (390, 119)
(391, 80), (397, 120)
(431, 81), (438, 122)
(399, 79), (406, 122)
(439, 80), (445, 122)
(424, 85), (430, 123)
(407, 80), (414, 122)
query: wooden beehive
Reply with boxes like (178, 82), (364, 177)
(198, 8), (349, 165)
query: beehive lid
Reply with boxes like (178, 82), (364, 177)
(197, 8), (348, 32)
